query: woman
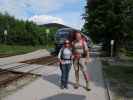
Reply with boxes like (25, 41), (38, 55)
(58, 40), (72, 89)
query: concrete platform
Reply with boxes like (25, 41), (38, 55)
(0, 63), (24, 69)
(0, 49), (50, 64)
(2, 58), (108, 100)
(13, 64), (43, 73)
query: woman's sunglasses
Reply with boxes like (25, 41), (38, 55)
(64, 42), (70, 44)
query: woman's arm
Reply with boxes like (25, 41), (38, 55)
(58, 48), (64, 64)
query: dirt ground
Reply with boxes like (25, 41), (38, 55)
(20, 56), (58, 65)
(0, 54), (16, 58)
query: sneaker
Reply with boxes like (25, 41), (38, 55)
(85, 81), (91, 91)
(85, 87), (91, 91)
(64, 85), (68, 89)
(60, 85), (64, 89)
(74, 84), (79, 89)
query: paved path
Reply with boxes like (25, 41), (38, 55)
(2, 57), (108, 100)
(0, 49), (50, 64)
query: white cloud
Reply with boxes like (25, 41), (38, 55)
(29, 15), (65, 25)
(53, 11), (85, 29)
(0, 0), (84, 29)
(0, 0), (79, 19)
(29, 14), (83, 30)
(29, 14), (85, 30)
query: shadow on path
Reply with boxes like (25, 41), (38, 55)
(42, 74), (85, 88)
(88, 58), (105, 88)
(42, 58), (106, 90)
(42, 74), (60, 87)
(40, 93), (86, 100)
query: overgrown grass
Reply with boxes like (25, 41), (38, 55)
(103, 65), (133, 86)
(102, 61), (133, 98)
(126, 51), (133, 57)
(0, 44), (46, 57)
(120, 48), (133, 57)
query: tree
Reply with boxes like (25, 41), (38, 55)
(83, 0), (133, 56)
(0, 12), (58, 46)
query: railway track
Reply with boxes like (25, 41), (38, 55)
(0, 56), (57, 73)
(0, 55), (58, 87)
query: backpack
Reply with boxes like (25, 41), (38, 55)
(60, 47), (64, 59)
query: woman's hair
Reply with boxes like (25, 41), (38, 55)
(64, 39), (71, 48)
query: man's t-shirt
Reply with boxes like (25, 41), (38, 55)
(73, 39), (88, 55)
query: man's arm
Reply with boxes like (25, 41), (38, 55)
(84, 41), (91, 63)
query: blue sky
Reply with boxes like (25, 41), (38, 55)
(0, 0), (86, 29)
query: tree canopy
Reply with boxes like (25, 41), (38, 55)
(83, 0), (133, 55)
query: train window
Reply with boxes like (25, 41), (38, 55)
(57, 31), (69, 38)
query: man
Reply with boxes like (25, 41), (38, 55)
(72, 32), (91, 91)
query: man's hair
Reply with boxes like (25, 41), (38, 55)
(71, 30), (80, 41)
